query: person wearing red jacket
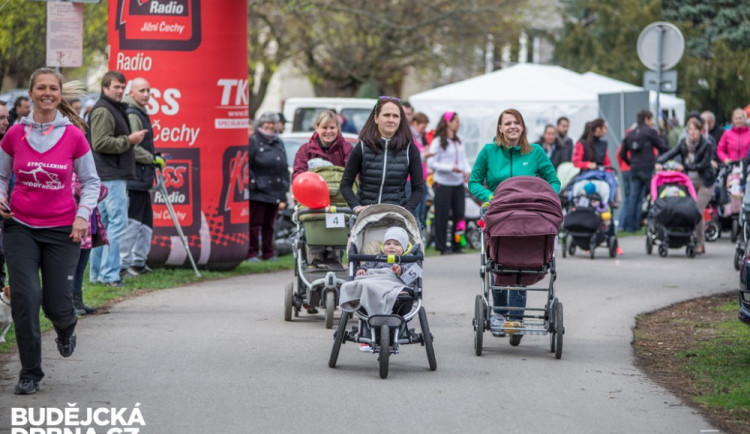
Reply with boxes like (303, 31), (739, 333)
(292, 110), (353, 180)
(716, 108), (750, 163)
(292, 110), (353, 278)
(572, 118), (611, 171)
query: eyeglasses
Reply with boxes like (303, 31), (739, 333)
(375, 96), (401, 110)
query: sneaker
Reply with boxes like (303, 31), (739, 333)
(504, 320), (522, 334)
(616, 247), (624, 255)
(120, 268), (139, 279)
(359, 343), (372, 352)
(490, 313), (506, 331)
(56, 332), (76, 358)
(131, 265), (153, 274)
(104, 280), (125, 288)
(246, 257), (261, 263)
(14, 378), (39, 395)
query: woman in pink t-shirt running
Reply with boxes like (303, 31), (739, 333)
(0, 68), (100, 395)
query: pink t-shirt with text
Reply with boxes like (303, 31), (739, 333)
(1, 125), (90, 227)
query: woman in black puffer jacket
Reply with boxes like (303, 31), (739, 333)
(339, 97), (424, 214)
(248, 111), (289, 261)
(656, 117), (715, 254)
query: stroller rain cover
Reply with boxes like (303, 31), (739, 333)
(484, 176), (563, 270)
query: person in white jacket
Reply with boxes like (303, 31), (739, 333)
(428, 111), (470, 254)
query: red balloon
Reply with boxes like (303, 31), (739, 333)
(292, 172), (330, 209)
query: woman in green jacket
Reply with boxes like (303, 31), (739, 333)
(469, 108), (560, 337)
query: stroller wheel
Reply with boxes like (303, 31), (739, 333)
(419, 306), (437, 370)
(686, 245), (696, 258)
(705, 221), (720, 242)
(735, 247), (743, 270)
(554, 302), (564, 359)
(731, 219), (740, 243)
(658, 245), (668, 257)
(645, 235), (654, 255)
(284, 282), (293, 322)
(325, 291), (336, 329)
(561, 236), (567, 258)
(608, 236), (618, 258)
(568, 243), (576, 256)
(474, 295), (485, 356)
(328, 312), (350, 369)
(509, 334), (522, 346)
(379, 325), (391, 379)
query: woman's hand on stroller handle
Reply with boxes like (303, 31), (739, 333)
(656, 161), (683, 172)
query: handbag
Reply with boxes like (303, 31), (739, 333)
(91, 208), (109, 248)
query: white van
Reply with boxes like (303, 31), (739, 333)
(282, 97), (376, 134)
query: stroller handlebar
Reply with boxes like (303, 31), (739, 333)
(347, 253), (424, 263)
(294, 206), (353, 217)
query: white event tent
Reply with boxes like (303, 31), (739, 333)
(409, 63), (686, 162)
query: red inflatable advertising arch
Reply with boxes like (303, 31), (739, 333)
(108, 0), (249, 270)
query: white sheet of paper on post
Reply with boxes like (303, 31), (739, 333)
(400, 263), (422, 285)
(325, 213), (345, 228)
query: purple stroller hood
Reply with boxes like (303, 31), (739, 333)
(484, 176), (563, 237)
(650, 171), (697, 201)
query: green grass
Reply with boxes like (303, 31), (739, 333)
(0, 246), (472, 353)
(616, 227), (647, 238)
(678, 302), (750, 416)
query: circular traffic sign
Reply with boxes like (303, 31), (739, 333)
(637, 22), (685, 71)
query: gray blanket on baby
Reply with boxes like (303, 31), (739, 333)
(338, 269), (404, 315)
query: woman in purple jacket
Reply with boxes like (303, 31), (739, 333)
(292, 110), (352, 180)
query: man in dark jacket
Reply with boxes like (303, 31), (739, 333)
(619, 109), (669, 232)
(554, 116), (574, 165)
(701, 111), (724, 149)
(8, 96), (30, 126)
(88, 70), (147, 287)
(120, 77), (162, 277)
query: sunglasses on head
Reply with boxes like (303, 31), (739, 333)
(375, 96), (402, 110)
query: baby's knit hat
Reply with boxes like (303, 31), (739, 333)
(383, 227), (409, 252)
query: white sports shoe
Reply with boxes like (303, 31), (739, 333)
(490, 313), (506, 331)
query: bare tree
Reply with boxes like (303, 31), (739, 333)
(290, 0), (526, 96)
(247, 0), (308, 118)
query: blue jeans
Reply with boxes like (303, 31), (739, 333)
(617, 170), (631, 230)
(90, 180), (128, 283)
(621, 168), (651, 232)
(413, 186), (429, 228)
(492, 288), (527, 321)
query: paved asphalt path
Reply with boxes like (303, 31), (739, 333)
(0, 236), (739, 433)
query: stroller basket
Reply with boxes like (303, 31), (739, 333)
(295, 207), (352, 246)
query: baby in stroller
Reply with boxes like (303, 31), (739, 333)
(330, 204), (435, 378)
(342, 227), (417, 327)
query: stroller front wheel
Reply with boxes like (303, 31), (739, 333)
(325, 291), (336, 329)
(379, 326), (390, 379)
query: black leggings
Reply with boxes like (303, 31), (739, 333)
(4, 220), (80, 381)
(433, 183), (465, 252)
